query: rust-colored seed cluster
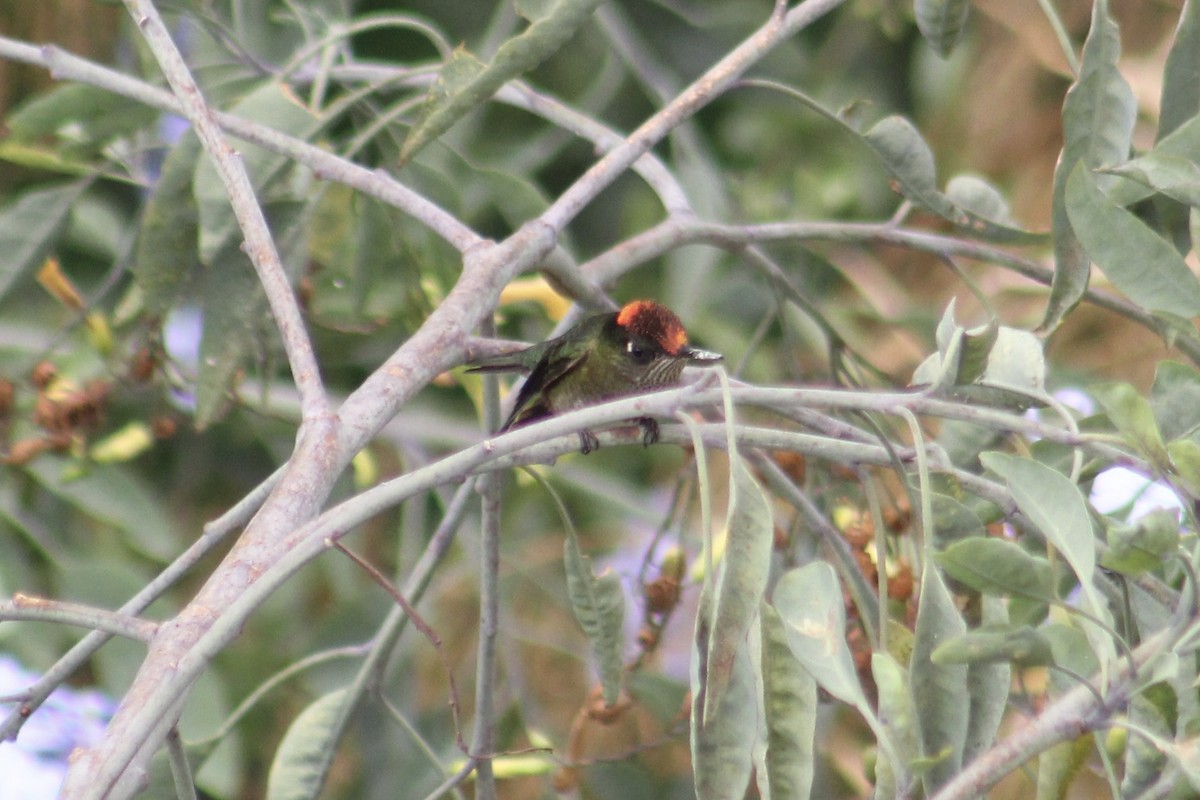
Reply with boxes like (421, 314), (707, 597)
(1, 361), (112, 465)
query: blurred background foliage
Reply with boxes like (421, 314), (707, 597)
(0, 1), (1195, 798)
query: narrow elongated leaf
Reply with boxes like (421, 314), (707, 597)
(7, 82), (157, 153)
(915, 0), (971, 58)
(134, 132), (203, 316)
(1105, 152), (1200, 207)
(872, 653), (918, 796)
(1043, 0), (1136, 331)
(399, 0), (604, 163)
(564, 523), (626, 707)
(703, 459), (773, 719)
(963, 596), (1013, 766)
(266, 688), (350, 800)
(934, 537), (1055, 600)
(1066, 164), (1200, 318)
(691, 601), (756, 800)
(0, 181), (86, 302)
(911, 567), (969, 794)
(755, 604), (817, 800)
(931, 624), (1054, 667)
(1159, 0), (1200, 140)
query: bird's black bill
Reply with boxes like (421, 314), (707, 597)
(682, 346), (723, 364)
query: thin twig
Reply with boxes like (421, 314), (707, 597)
(330, 541), (468, 753)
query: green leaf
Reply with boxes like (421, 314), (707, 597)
(1101, 510), (1179, 575)
(755, 603), (817, 800)
(934, 538), (1055, 600)
(945, 174), (1016, 226)
(915, 0), (971, 58)
(862, 117), (1041, 243)
(1159, 0), (1200, 140)
(1036, 736), (1093, 800)
(931, 624), (1054, 667)
(193, 82), (323, 264)
(930, 493), (987, 548)
(702, 458), (773, 721)
(399, 0), (605, 163)
(773, 562), (868, 710)
(871, 653), (919, 795)
(1103, 152), (1200, 207)
(1066, 164), (1200, 318)
(981, 452), (1116, 671)
(691, 603), (756, 800)
(134, 132), (203, 316)
(912, 299), (1045, 405)
(194, 243), (268, 430)
(911, 567), (968, 794)
(1043, 0), (1136, 331)
(7, 82), (157, 154)
(1169, 438), (1200, 497)
(1092, 382), (1171, 469)
(1121, 687), (1173, 796)
(564, 519), (626, 707)
(266, 688), (349, 800)
(26, 459), (182, 563)
(1151, 361), (1200, 441)
(963, 596), (1012, 766)
(0, 181), (87, 303)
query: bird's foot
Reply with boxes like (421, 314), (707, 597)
(578, 429), (600, 454)
(638, 417), (660, 447)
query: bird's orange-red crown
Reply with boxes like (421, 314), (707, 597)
(616, 300), (688, 355)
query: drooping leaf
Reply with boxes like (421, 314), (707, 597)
(963, 596), (1013, 766)
(1066, 164), (1200, 318)
(755, 603), (817, 800)
(910, 567), (969, 794)
(1043, 0), (1136, 331)
(915, 0), (971, 58)
(266, 688), (349, 800)
(399, 0), (605, 163)
(934, 537), (1055, 600)
(564, 520), (626, 707)
(872, 653), (918, 797)
(1159, 0), (1200, 140)
(701, 458), (773, 721)
(691, 598), (757, 800)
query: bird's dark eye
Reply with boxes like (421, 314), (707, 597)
(626, 340), (655, 364)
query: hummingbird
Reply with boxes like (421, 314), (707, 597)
(468, 300), (722, 453)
